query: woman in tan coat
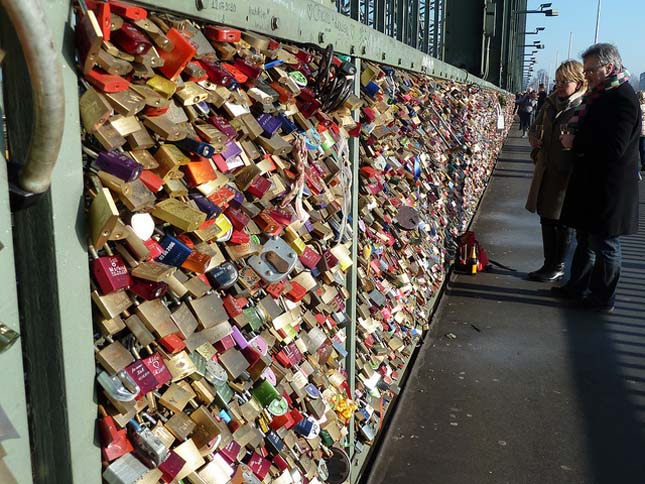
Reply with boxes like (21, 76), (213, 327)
(525, 61), (587, 282)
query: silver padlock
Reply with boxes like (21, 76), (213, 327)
(0, 323), (19, 353)
(128, 419), (169, 467)
(97, 370), (140, 402)
(103, 453), (148, 484)
(248, 237), (297, 283)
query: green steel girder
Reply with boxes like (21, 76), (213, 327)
(0, 2), (100, 483)
(0, 97), (33, 484)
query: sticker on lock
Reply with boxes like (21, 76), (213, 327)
(248, 237), (297, 283)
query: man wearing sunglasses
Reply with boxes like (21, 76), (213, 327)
(555, 43), (641, 313)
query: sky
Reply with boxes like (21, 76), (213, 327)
(524, 0), (645, 86)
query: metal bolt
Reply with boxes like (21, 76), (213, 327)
(195, 0), (205, 10)
(318, 32), (325, 43)
(382, 52), (386, 60)
(271, 16), (279, 30)
(361, 46), (366, 55)
(350, 45), (356, 55)
(398, 58), (402, 65)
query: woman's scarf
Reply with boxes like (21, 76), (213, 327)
(567, 68), (631, 130)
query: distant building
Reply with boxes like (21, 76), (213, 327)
(640, 72), (645, 91)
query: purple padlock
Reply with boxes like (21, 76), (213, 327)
(208, 115), (237, 141)
(230, 326), (249, 349)
(256, 114), (282, 137)
(222, 141), (242, 161)
(95, 151), (143, 182)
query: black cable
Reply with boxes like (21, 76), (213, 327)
(302, 43), (354, 112)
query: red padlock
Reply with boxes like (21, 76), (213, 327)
(230, 230), (250, 244)
(265, 280), (285, 299)
(159, 28), (197, 81)
(98, 413), (133, 462)
(158, 333), (186, 354)
(203, 25), (242, 43)
(158, 451), (186, 483)
(85, 69), (130, 93)
(86, 0), (147, 20)
(285, 280), (307, 303)
(298, 246), (321, 270)
(139, 169), (165, 193)
(223, 294), (243, 318)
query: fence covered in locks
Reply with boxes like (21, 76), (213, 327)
(0, 1), (513, 483)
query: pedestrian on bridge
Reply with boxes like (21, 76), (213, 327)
(525, 60), (586, 282)
(556, 43), (641, 313)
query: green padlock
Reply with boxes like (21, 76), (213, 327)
(252, 379), (279, 407)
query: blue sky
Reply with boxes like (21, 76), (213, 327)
(524, 0), (645, 85)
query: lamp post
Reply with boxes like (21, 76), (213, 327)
(594, 0), (601, 43)
(519, 27), (545, 35)
(508, 3), (559, 91)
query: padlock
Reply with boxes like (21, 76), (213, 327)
(248, 237), (297, 283)
(80, 86), (113, 133)
(103, 452), (149, 484)
(158, 28), (197, 81)
(86, 69), (130, 93)
(89, 244), (132, 294)
(97, 369), (140, 402)
(76, 6), (103, 75)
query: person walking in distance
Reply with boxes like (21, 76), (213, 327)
(518, 90), (536, 137)
(526, 61), (586, 282)
(556, 44), (641, 313)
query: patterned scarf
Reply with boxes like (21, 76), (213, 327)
(567, 68), (630, 131)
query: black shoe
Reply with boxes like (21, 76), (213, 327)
(578, 297), (615, 314)
(550, 285), (579, 299)
(528, 266), (565, 282)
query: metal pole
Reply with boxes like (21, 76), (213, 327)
(350, 0), (360, 20)
(396, 0), (405, 41)
(421, 0), (430, 53)
(375, 0), (386, 31)
(433, 0), (440, 57)
(594, 0), (601, 43)
(567, 31), (572, 59)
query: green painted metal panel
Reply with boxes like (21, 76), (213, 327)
(346, 57), (361, 462)
(0, 1), (100, 482)
(443, 0), (484, 75)
(0, 95), (34, 484)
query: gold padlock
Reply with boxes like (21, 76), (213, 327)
(80, 87), (113, 133)
(152, 198), (206, 232)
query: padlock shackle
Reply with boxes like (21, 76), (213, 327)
(1, 0), (65, 194)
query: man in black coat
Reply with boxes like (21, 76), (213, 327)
(556, 44), (641, 312)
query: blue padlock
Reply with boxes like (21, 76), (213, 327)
(206, 262), (238, 290)
(190, 192), (222, 219)
(176, 138), (215, 158)
(156, 234), (192, 267)
(277, 114), (298, 135)
(362, 81), (380, 98)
